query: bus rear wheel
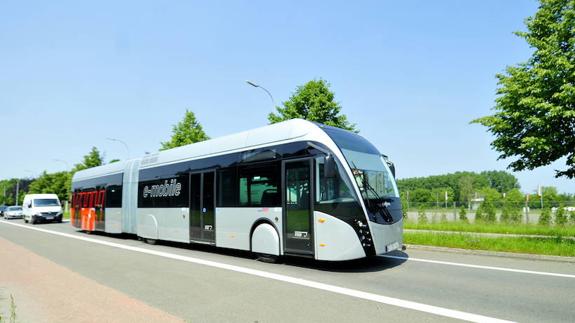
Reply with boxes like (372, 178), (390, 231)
(256, 253), (280, 263)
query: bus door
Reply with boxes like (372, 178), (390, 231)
(189, 171), (216, 243)
(283, 158), (314, 256)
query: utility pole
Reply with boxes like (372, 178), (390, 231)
(15, 179), (19, 206)
(406, 190), (410, 210)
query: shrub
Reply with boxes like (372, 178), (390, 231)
(477, 201), (496, 223)
(539, 208), (551, 226)
(440, 212), (448, 223)
(459, 206), (468, 222)
(500, 206), (510, 223)
(418, 205), (428, 224)
(555, 206), (567, 226)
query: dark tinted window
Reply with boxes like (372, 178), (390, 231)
(238, 163), (280, 207)
(138, 173), (188, 208)
(217, 168), (237, 207)
(321, 126), (380, 155)
(106, 185), (122, 207)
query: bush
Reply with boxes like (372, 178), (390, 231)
(477, 201), (496, 223)
(555, 206), (567, 226)
(539, 208), (551, 225)
(570, 211), (575, 225)
(500, 206), (510, 223)
(418, 206), (428, 224)
(440, 212), (448, 223)
(459, 206), (468, 222)
(501, 205), (522, 224)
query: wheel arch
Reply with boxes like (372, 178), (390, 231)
(249, 217), (281, 254)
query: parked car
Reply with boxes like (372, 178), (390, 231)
(4, 206), (24, 219)
(0, 205), (6, 217)
(23, 194), (63, 224)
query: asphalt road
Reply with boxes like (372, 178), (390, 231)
(1, 219), (574, 323)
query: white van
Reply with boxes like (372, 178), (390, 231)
(23, 194), (63, 224)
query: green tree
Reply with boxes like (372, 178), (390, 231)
(473, 0), (575, 178)
(539, 207), (551, 225)
(459, 206), (468, 222)
(504, 189), (524, 223)
(28, 171), (71, 203)
(161, 110), (209, 150)
(412, 188), (432, 207)
(417, 205), (428, 224)
(457, 175), (475, 207)
(555, 205), (567, 226)
(74, 147), (103, 171)
(480, 170), (520, 193)
(268, 79), (357, 131)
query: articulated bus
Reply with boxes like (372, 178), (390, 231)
(71, 119), (402, 261)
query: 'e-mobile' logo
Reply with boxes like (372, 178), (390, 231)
(143, 179), (182, 198)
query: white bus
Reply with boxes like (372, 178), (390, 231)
(71, 119), (402, 261)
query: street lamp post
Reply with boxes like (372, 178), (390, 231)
(246, 80), (276, 107)
(106, 137), (130, 160)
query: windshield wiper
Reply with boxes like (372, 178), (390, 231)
(351, 162), (394, 223)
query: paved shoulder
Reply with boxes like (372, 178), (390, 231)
(0, 236), (183, 323)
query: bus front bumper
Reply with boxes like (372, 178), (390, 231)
(369, 218), (403, 255)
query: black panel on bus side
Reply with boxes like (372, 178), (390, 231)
(137, 141), (316, 209)
(72, 173), (123, 208)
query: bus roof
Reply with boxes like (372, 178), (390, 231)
(73, 119), (329, 181)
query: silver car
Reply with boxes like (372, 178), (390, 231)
(4, 206), (23, 219)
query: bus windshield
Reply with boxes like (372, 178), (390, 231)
(344, 149), (399, 199)
(320, 125), (399, 199)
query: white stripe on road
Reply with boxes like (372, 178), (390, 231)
(0, 220), (512, 323)
(380, 255), (575, 279)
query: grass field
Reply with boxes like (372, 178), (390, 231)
(404, 231), (575, 257)
(404, 221), (575, 237)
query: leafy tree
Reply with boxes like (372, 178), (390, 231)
(476, 189), (497, 223)
(457, 175), (475, 207)
(417, 205), (428, 224)
(28, 171), (71, 203)
(539, 207), (551, 225)
(74, 147), (103, 171)
(504, 189), (525, 223)
(268, 79), (357, 132)
(459, 206), (468, 222)
(161, 110), (209, 150)
(555, 205), (567, 226)
(480, 171), (520, 193)
(473, 0), (575, 178)
(412, 188), (432, 206)
(479, 187), (502, 208)
(529, 186), (561, 209)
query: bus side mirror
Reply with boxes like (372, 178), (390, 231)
(324, 154), (337, 178)
(387, 161), (396, 178)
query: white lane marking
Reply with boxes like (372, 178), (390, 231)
(381, 255), (575, 279)
(0, 220), (512, 323)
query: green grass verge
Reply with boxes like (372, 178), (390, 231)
(404, 221), (575, 237)
(404, 232), (575, 257)
(63, 210), (70, 220)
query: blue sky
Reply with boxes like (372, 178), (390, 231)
(0, 0), (573, 193)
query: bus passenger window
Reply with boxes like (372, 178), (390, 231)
(238, 163), (280, 207)
(316, 157), (354, 203)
